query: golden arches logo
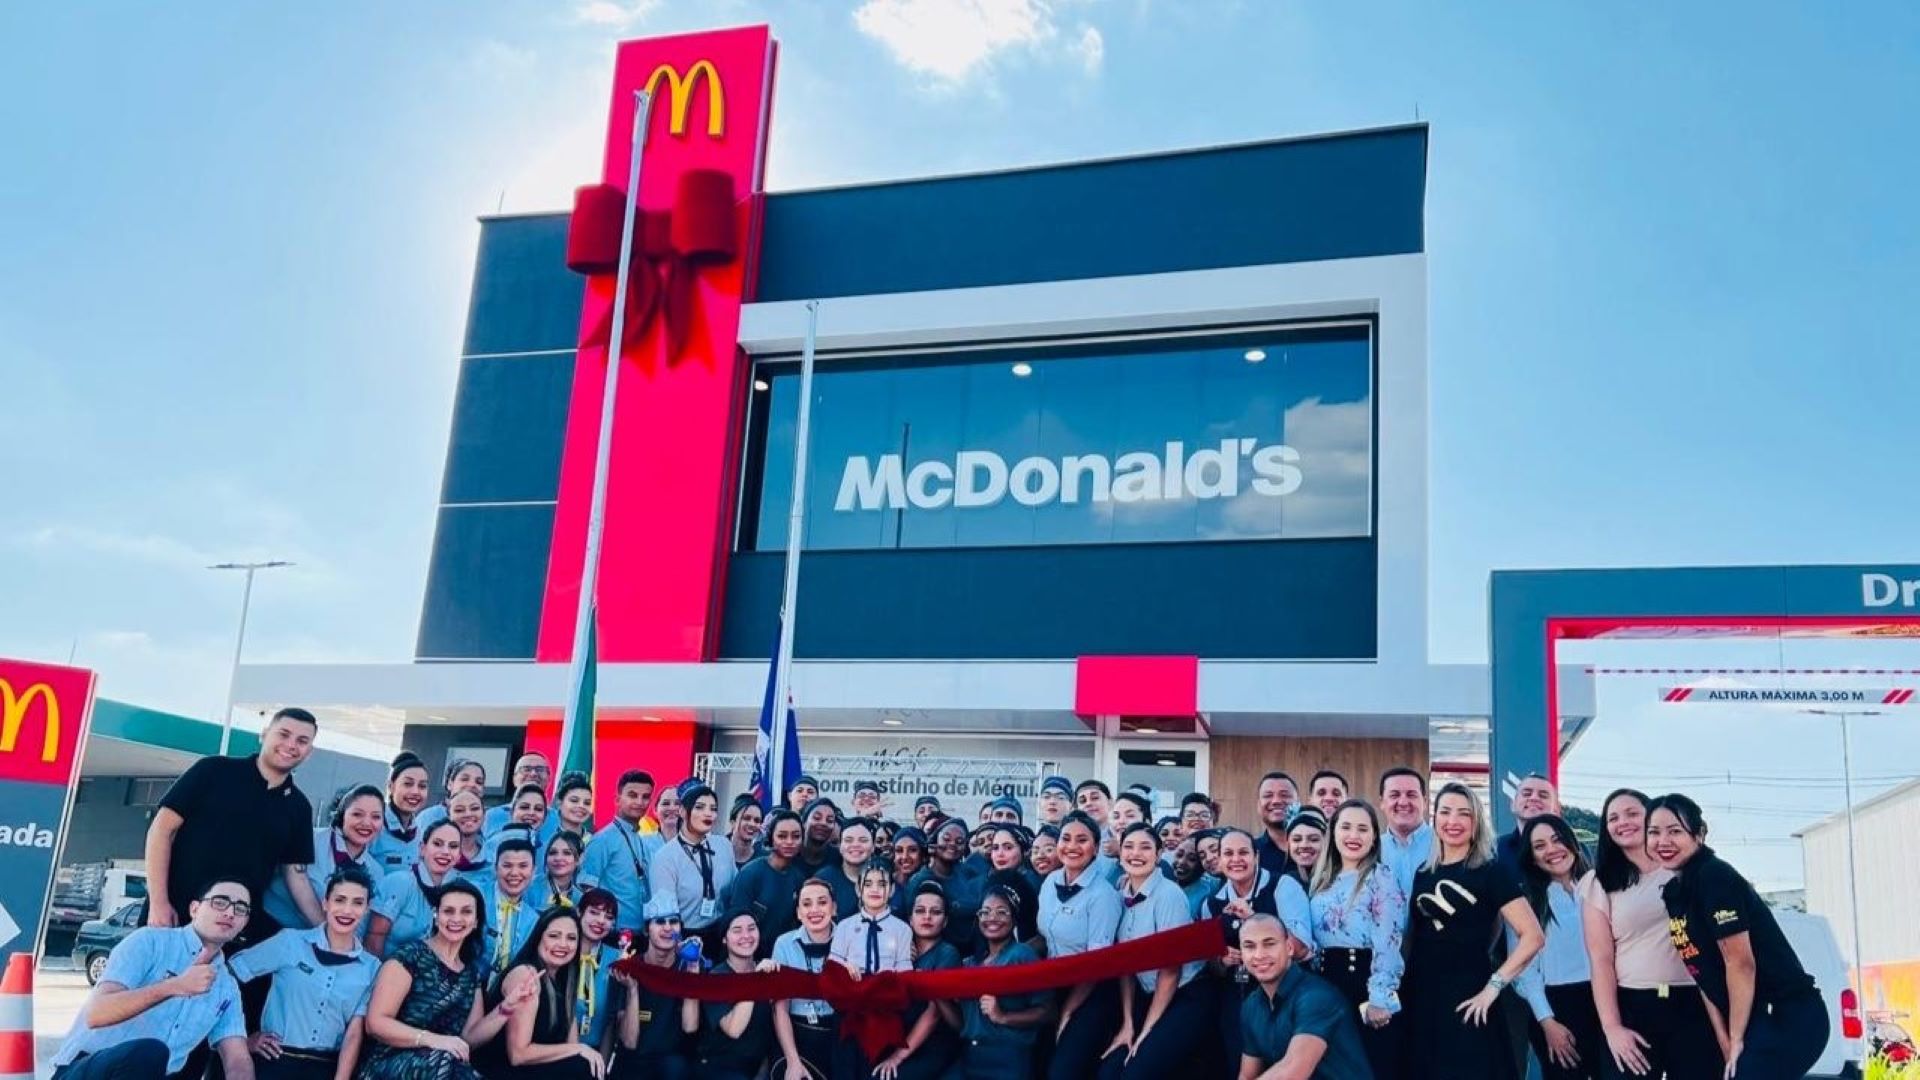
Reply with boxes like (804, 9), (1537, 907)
(644, 60), (724, 138)
(0, 679), (59, 763)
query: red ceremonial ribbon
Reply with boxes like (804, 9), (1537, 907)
(613, 917), (1227, 1060)
(565, 169), (737, 369)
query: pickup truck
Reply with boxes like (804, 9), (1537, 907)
(47, 862), (148, 946)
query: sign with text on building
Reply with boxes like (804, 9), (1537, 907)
(1658, 684), (1917, 705)
(0, 656), (96, 957)
(743, 323), (1375, 551)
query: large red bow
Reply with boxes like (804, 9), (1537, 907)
(613, 918), (1228, 1060)
(565, 169), (737, 370)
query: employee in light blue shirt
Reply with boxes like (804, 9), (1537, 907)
(1512, 814), (1605, 1080)
(649, 783), (737, 948)
(1377, 766), (1436, 899)
(1100, 822), (1206, 1080)
(263, 785), (385, 933)
(1037, 811), (1122, 1080)
(50, 877), (253, 1080)
(365, 820), (464, 959)
(231, 866), (382, 1080)
(368, 753), (432, 875)
(481, 752), (552, 835)
(413, 757), (487, 836)
(481, 837), (539, 978)
(770, 878), (842, 1080)
(581, 769), (658, 935)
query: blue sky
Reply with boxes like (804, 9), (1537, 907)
(3, 3), (1918, 881)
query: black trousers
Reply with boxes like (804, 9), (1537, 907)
(497, 1056), (600, 1080)
(52, 1040), (172, 1080)
(1318, 946), (1405, 1080)
(1209, 973), (1252, 1077)
(778, 1016), (837, 1080)
(1049, 981), (1119, 1080)
(1528, 982), (1607, 1080)
(1613, 986), (1725, 1080)
(1095, 980), (1209, 1080)
(1730, 993), (1830, 1080)
(945, 1038), (1033, 1080)
(611, 1051), (690, 1080)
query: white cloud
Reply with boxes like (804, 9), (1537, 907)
(573, 0), (661, 27)
(852, 0), (1105, 85)
(1068, 23), (1103, 75)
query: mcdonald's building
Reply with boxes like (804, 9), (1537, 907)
(234, 25), (1595, 823)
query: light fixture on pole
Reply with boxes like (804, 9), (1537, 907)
(210, 560), (292, 756)
(1804, 706), (1881, 1007)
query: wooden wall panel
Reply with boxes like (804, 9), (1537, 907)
(1208, 736), (1429, 830)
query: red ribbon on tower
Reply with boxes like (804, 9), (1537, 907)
(566, 168), (737, 370)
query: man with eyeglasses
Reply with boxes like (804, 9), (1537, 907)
(52, 879), (256, 1080)
(482, 751), (552, 835)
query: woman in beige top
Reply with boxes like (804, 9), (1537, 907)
(1580, 788), (1722, 1079)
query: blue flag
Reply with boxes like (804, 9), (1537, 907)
(749, 618), (801, 811)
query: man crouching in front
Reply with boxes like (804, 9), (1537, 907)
(50, 878), (254, 1080)
(1238, 912), (1372, 1080)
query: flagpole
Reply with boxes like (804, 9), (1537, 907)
(559, 89), (653, 774)
(768, 300), (820, 803)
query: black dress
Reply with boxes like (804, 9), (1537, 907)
(356, 941), (483, 1080)
(1404, 858), (1525, 1080)
(470, 971), (594, 1080)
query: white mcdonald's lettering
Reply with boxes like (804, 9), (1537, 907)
(833, 438), (1305, 513)
(0, 679), (60, 763)
(644, 60), (724, 137)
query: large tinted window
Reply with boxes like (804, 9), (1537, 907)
(740, 323), (1373, 552)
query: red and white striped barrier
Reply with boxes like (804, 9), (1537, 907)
(0, 953), (31, 1080)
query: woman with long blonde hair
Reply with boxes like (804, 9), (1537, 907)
(1404, 783), (1546, 1080)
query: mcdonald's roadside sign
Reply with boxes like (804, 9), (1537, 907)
(0, 657), (91, 786)
(0, 657), (94, 958)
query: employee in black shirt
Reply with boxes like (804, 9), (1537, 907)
(1649, 794), (1828, 1080)
(146, 706), (319, 936)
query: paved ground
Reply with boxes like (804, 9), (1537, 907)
(32, 965), (87, 1079)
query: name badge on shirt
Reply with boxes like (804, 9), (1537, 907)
(698, 898), (718, 920)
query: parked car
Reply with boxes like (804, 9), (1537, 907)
(1774, 907), (1865, 1079)
(72, 899), (146, 985)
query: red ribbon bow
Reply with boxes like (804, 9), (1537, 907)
(565, 169), (737, 369)
(817, 964), (912, 1059)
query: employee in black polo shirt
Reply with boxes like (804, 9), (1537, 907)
(146, 706), (319, 935)
(1649, 794), (1828, 1080)
(1237, 913), (1371, 1080)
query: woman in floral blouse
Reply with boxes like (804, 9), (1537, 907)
(1308, 798), (1409, 1080)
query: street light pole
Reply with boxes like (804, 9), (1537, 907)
(210, 560), (292, 756)
(1806, 706), (1879, 1006)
